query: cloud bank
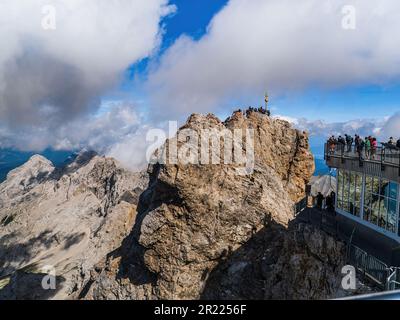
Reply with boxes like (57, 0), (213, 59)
(0, 0), (175, 142)
(278, 112), (400, 142)
(146, 0), (400, 118)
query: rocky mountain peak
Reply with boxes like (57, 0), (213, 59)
(0, 111), (352, 301)
(1, 154), (55, 198)
(131, 111), (316, 299)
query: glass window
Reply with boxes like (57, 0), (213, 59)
(372, 177), (380, 195)
(381, 179), (390, 198)
(363, 175), (399, 235)
(389, 182), (398, 200)
(366, 176), (373, 194)
(388, 199), (397, 233)
(337, 171), (343, 204)
(378, 196), (387, 229)
(337, 170), (362, 217)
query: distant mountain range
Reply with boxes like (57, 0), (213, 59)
(0, 149), (75, 182)
(0, 139), (330, 183)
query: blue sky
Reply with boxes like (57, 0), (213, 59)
(127, 0), (228, 79)
(122, 0), (400, 123)
(273, 85), (400, 122)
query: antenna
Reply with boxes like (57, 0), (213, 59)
(264, 91), (269, 113)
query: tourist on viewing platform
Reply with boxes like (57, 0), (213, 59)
(337, 135), (346, 153)
(345, 134), (353, 153)
(356, 136), (364, 160)
(327, 136), (336, 154)
(316, 192), (324, 210)
(365, 137), (371, 159)
(385, 137), (397, 154)
(326, 191), (335, 212)
(397, 138), (400, 149)
(354, 134), (360, 153)
(371, 137), (378, 159)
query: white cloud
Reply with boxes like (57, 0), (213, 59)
(381, 112), (400, 139)
(0, 0), (175, 132)
(287, 112), (400, 142)
(146, 0), (400, 118)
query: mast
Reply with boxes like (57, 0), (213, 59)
(264, 91), (269, 113)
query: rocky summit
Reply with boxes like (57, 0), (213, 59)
(0, 111), (351, 300)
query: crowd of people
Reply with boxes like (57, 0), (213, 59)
(234, 106), (271, 118)
(327, 134), (400, 160)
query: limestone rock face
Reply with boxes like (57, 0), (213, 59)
(81, 112), (314, 299)
(0, 152), (148, 299)
(1, 111), (351, 301)
(127, 111), (316, 299)
(201, 223), (347, 300)
(0, 155), (55, 200)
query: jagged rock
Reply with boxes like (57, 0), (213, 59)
(83, 111), (326, 300)
(1, 111), (355, 300)
(200, 222), (347, 300)
(135, 112), (315, 299)
(0, 155), (54, 199)
(0, 152), (148, 299)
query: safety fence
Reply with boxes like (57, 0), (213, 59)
(293, 198), (400, 291)
(324, 142), (400, 175)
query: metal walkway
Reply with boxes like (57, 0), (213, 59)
(294, 202), (400, 291)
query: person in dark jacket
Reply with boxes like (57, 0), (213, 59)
(345, 134), (353, 153)
(354, 134), (360, 153)
(338, 136), (346, 153)
(356, 136), (364, 160)
(316, 192), (324, 210)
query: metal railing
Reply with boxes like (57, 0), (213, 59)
(347, 244), (389, 289)
(294, 196), (308, 216)
(324, 142), (400, 174)
(387, 267), (400, 291)
(293, 199), (400, 292)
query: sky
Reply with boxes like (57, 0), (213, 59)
(1, 0), (400, 170)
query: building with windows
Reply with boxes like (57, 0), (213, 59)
(325, 144), (400, 242)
